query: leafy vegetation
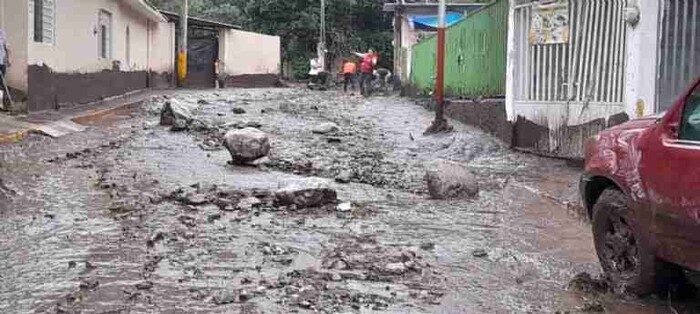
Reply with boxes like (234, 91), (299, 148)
(148, 0), (394, 79)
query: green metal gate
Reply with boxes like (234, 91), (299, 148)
(410, 0), (508, 98)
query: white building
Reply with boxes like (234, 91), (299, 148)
(0, 0), (175, 112)
(505, 0), (698, 158)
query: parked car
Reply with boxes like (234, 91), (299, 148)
(580, 77), (700, 295)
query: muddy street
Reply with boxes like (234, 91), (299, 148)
(0, 88), (697, 314)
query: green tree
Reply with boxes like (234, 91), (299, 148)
(148, 0), (394, 78)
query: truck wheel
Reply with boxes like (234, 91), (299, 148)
(592, 188), (680, 295)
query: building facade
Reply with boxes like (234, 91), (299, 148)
(505, 0), (699, 158)
(0, 0), (175, 112)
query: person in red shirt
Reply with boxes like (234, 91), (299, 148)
(353, 49), (378, 97)
(342, 59), (357, 93)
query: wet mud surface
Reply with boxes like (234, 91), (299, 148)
(1, 88), (698, 313)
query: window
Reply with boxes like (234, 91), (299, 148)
(98, 10), (112, 59)
(29, 0), (56, 44)
(680, 84), (700, 141)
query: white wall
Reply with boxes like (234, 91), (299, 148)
(0, 0), (29, 91)
(28, 0), (171, 74)
(148, 20), (175, 74)
(624, 0), (661, 117)
(219, 29), (280, 76)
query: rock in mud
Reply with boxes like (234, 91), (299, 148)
(312, 122), (340, 134)
(335, 170), (352, 183)
(384, 262), (407, 275)
(274, 188), (337, 209)
(160, 98), (196, 128)
(337, 202), (352, 212)
(232, 107), (246, 114)
(222, 128), (271, 164)
(236, 196), (262, 211)
(425, 160), (479, 199)
(472, 249), (488, 258)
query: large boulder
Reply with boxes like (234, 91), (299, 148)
(160, 98), (197, 128)
(222, 127), (271, 164)
(425, 160), (479, 199)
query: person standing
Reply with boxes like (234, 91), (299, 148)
(0, 29), (9, 108)
(342, 59), (357, 93)
(353, 49), (378, 97)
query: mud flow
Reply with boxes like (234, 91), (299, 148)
(1, 88), (698, 313)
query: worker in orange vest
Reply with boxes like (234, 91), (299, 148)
(353, 49), (378, 97)
(342, 59), (357, 93)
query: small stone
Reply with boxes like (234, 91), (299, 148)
(330, 259), (349, 270)
(197, 99), (209, 105)
(335, 170), (352, 183)
(330, 273), (342, 281)
(472, 249), (488, 258)
(384, 262), (406, 274)
(299, 300), (312, 308)
(312, 122), (340, 134)
(68, 261), (76, 269)
(245, 121), (262, 128)
(337, 202), (352, 212)
(232, 107), (246, 114)
(135, 281), (153, 290)
(207, 213), (221, 222)
(420, 242), (435, 251)
(236, 197), (262, 211)
(327, 137), (341, 143)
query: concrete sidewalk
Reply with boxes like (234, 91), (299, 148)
(0, 90), (153, 144)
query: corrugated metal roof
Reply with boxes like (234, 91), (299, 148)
(122, 0), (167, 22)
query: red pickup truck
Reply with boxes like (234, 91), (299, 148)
(581, 78), (700, 295)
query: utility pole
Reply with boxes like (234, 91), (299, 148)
(178, 0), (188, 86)
(319, 0), (326, 72)
(425, 0), (452, 134)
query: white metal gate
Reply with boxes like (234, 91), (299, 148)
(657, 0), (700, 111)
(510, 0), (628, 156)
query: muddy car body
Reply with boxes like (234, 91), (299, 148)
(581, 78), (700, 294)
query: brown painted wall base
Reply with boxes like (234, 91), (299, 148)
(149, 72), (175, 90)
(220, 74), (281, 88)
(27, 64), (171, 112)
(416, 97), (630, 159)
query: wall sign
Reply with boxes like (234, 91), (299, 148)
(529, 0), (570, 45)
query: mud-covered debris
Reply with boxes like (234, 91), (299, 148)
(384, 262), (406, 275)
(568, 272), (609, 295)
(222, 128), (271, 164)
(178, 215), (197, 228)
(312, 122), (340, 134)
(180, 192), (209, 205)
(472, 249), (488, 258)
(274, 188), (338, 209)
(420, 242), (435, 251)
(578, 299), (605, 312)
(135, 281), (153, 290)
(160, 98), (196, 128)
(425, 160), (479, 199)
(214, 288), (250, 305)
(236, 196), (262, 211)
(79, 278), (99, 291)
(232, 107), (246, 114)
(197, 99), (209, 105)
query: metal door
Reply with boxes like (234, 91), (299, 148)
(657, 0), (700, 112)
(186, 32), (218, 88)
(510, 0), (628, 156)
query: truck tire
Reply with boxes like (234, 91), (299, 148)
(592, 188), (681, 295)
